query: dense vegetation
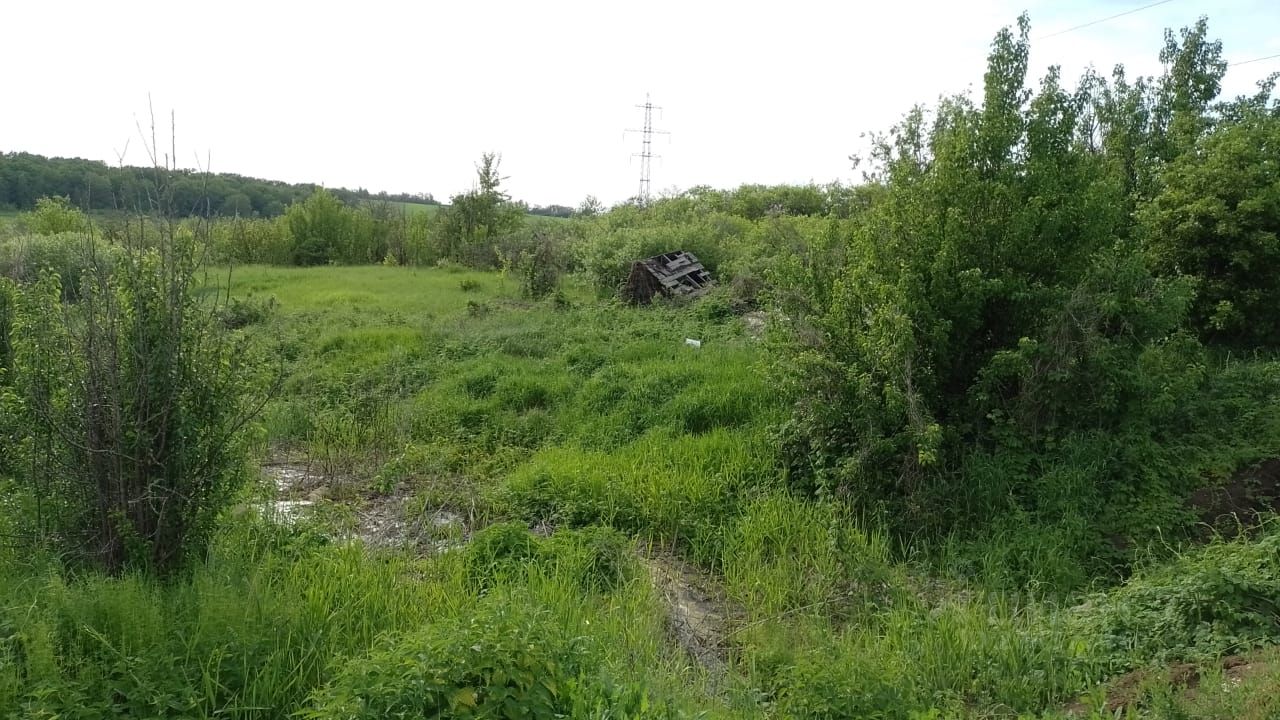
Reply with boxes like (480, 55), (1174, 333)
(1, 13), (1279, 719)
(0, 152), (439, 216)
(773, 17), (1280, 587)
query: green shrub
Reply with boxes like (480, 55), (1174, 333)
(6, 234), (267, 574)
(770, 17), (1280, 582)
(575, 214), (743, 296)
(27, 196), (89, 236)
(306, 596), (668, 720)
(216, 216), (292, 264)
(218, 294), (276, 329)
(285, 189), (382, 265)
(1141, 106), (1280, 346)
(306, 601), (574, 719)
(1073, 525), (1280, 669)
(774, 649), (914, 720)
(0, 233), (118, 300)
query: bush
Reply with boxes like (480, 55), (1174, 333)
(27, 196), (88, 236)
(306, 597), (664, 720)
(6, 231), (268, 574)
(774, 650), (913, 720)
(218, 294), (276, 329)
(769, 18), (1280, 579)
(433, 153), (527, 265)
(0, 233), (118, 300)
(306, 601), (579, 719)
(0, 281), (17, 482)
(575, 211), (746, 296)
(209, 215), (291, 265)
(514, 230), (567, 300)
(464, 523), (637, 594)
(285, 189), (382, 265)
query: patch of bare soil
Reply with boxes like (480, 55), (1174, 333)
(260, 462), (465, 551)
(639, 551), (740, 674)
(1065, 651), (1274, 717)
(352, 485), (465, 552)
(1187, 458), (1280, 537)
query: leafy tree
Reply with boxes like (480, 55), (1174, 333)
(1154, 17), (1228, 158)
(574, 195), (605, 217)
(528, 204), (574, 218)
(284, 189), (382, 265)
(221, 191), (254, 217)
(436, 153), (525, 264)
(772, 15), (1219, 548)
(1141, 102), (1280, 345)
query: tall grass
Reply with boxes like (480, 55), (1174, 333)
(0, 516), (739, 718)
(3, 265), (1279, 719)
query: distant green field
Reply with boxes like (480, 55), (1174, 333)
(381, 200), (441, 217)
(382, 200), (568, 223)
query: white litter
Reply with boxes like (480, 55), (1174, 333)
(684, 338), (702, 348)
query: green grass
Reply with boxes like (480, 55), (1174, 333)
(378, 200), (567, 223)
(381, 200), (441, 217)
(3, 264), (1279, 719)
(0, 518), (717, 718)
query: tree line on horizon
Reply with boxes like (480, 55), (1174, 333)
(0, 152), (441, 217)
(0, 152), (590, 220)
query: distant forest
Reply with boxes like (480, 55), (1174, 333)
(0, 152), (441, 217)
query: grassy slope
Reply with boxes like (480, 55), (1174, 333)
(2, 266), (1278, 719)
(382, 200), (441, 217)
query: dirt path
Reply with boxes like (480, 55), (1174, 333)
(264, 465), (737, 670)
(639, 551), (740, 674)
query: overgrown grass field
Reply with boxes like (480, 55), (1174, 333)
(4, 13), (1280, 717)
(4, 265), (1278, 719)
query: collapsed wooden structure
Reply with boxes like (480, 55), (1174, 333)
(621, 250), (714, 304)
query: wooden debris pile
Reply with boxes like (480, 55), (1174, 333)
(621, 250), (714, 304)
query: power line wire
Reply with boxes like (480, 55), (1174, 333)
(1036, 0), (1177, 40)
(1228, 52), (1280, 67)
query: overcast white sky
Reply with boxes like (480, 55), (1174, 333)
(2, 0), (1277, 207)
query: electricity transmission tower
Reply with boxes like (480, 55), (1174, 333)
(625, 94), (668, 204)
